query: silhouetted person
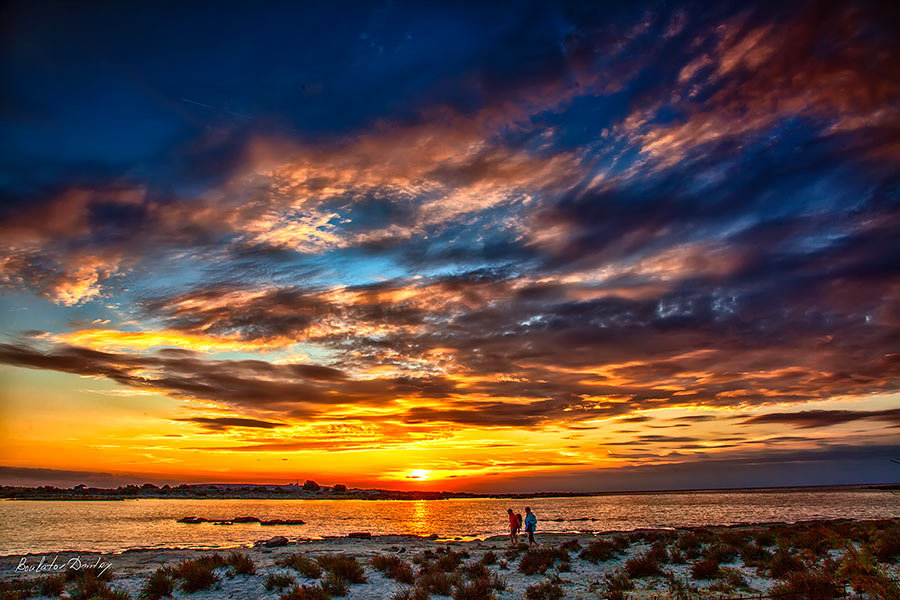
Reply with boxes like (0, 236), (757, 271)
(524, 506), (538, 545)
(507, 508), (519, 546)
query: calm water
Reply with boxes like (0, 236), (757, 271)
(1, 489), (897, 555)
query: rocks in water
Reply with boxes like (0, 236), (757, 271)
(348, 532), (372, 539)
(263, 535), (289, 547)
(177, 516), (207, 524)
(176, 515), (303, 525)
(260, 518), (305, 526)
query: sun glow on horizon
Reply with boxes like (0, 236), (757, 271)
(407, 469), (430, 481)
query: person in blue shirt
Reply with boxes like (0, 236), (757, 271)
(524, 506), (538, 546)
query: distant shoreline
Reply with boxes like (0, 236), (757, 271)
(2, 482), (897, 501)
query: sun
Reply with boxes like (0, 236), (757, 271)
(407, 469), (430, 480)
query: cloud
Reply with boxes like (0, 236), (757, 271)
(174, 417), (288, 431)
(2, 1), (899, 488)
(742, 409), (900, 429)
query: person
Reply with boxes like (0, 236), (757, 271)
(524, 506), (538, 546)
(507, 508), (519, 546)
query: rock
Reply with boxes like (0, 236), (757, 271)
(260, 518), (305, 526)
(232, 516), (262, 523)
(348, 532), (372, 539)
(177, 516), (206, 524)
(264, 535), (289, 547)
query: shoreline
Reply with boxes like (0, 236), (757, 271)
(5, 516), (900, 560)
(2, 516), (889, 559)
(2, 518), (898, 599)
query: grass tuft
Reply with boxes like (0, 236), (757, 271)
(264, 573), (296, 591)
(579, 539), (618, 563)
(277, 554), (323, 579)
(279, 584), (332, 600)
(225, 551), (256, 575)
(316, 554), (366, 584)
(624, 551), (660, 578)
(518, 546), (569, 575)
(139, 568), (175, 599)
(690, 557), (720, 580)
(371, 554), (415, 584)
(524, 580), (565, 600)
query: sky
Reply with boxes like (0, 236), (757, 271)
(0, 0), (898, 492)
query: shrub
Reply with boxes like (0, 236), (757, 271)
(741, 542), (772, 567)
(769, 549), (804, 579)
(264, 573), (296, 591)
(226, 551), (256, 575)
(503, 545), (523, 561)
(720, 567), (748, 588)
(195, 553), (227, 570)
(69, 572), (131, 600)
(279, 584), (331, 600)
(1, 579), (35, 600)
(702, 543), (738, 563)
(480, 550), (498, 565)
(624, 552), (660, 578)
(612, 535), (630, 551)
(320, 573), (349, 596)
(37, 574), (66, 596)
(719, 529), (749, 549)
(461, 561), (490, 580)
(452, 576), (496, 600)
(316, 555), (366, 584)
(525, 581), (565, 600)
(416, 569), (458, 595)
(560, 539), (582, 551)
(603, 570), (634, 600)
(518, 547), (569, 575)
(140, 569), (175, 599)
(648, 540), (669, 564)
(690, 558), (720, 580)
(434, 550), (466, 573)
(277, 554), (323, 579)
(771, 568), (840, 600)
(390, 586), (430, 600)
(372, 554), (414, 583)
(579, 539), (618, 563)
(176, 559), (219, 593)
(677, 532), (702, 552)
(662, 570), (699, 599)
(839, 544), (900, 598)
(875, 525), (900, 563)
(754, 529), (776, 547)
(669, 547), (686, 564)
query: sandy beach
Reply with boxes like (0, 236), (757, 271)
(2, 519), (899, 599)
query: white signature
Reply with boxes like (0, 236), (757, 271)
(16, 555), (111, 576)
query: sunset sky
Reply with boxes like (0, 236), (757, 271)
(1, 1), (898, 492)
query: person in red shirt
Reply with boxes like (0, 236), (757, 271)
(507, 508), (519, 546)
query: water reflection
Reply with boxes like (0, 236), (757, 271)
(0, 490), (896, 555)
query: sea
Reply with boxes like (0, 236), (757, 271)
(1, 487), (897, 555)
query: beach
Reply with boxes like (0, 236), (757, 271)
(3, 519), (899, 599)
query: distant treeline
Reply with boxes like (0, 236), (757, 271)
(1, 482), (894, 501)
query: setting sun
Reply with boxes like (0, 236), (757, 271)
(407, 470), (430, 481)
